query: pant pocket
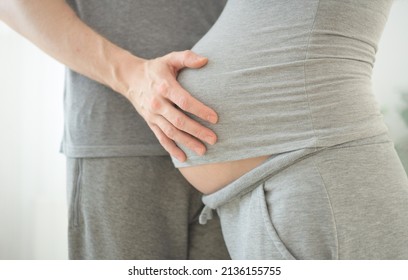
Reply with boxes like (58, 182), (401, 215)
(216, 184), (296, 260)
(262, 159), (339, 259)
(256, 185), (296, 259)
(66, 158), (83, 228)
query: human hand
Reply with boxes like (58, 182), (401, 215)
(0, 0), (217, 163)
(123, 50), (218, 162)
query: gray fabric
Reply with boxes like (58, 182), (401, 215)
(173, 0), (391, 167)
(62, 0), (226, 158)
(201, 134), (408, 259)
(66, 156), (230, 260)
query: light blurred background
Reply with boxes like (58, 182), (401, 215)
(1, 1), (408, 260)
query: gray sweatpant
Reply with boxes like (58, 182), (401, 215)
(66, 156), (230, 260)
(201, 133), (408, 259)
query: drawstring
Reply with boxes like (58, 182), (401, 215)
(199, 205), (214, 225)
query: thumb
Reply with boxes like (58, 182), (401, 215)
(167, 50), (208, 72)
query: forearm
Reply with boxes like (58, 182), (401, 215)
(0, 0), (136, 95)
(0, 0), (218, 161)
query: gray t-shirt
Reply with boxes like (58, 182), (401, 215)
(173, 0), (391, 167)
(62, 0), (226, 157)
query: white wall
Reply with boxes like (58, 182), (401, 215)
(0, 1), (407, 259)
(372, 0), (408, 170)
(0, 24), (67, 259)
(373, 0), (408, 139)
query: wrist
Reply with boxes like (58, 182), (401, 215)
(108, 49), (145, 98)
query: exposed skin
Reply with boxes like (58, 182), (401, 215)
(0, 0), (219, 162)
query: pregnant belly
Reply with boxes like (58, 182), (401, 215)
(179, 155), (270, 194)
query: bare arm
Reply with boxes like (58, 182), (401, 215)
(0, 0), (218, 162)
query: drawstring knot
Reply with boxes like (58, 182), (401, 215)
(199, 205), (214, 225)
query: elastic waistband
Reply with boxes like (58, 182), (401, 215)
(201, 132), (392, 219)
(202, 148), (317, 210)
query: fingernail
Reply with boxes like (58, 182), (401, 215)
(196, 146), (206, 156)
(206, 135), (216, 145)
(196, 55), (206, 61)
(207, 114), (218, 124)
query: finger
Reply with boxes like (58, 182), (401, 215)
(161, 103), (217, 145)
(154, 115), (207, 156)
(165, 82), (218, 124)
(150, 124), (186, 162)
(166, 50), (208, 72)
